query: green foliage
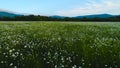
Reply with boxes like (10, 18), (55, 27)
(0, 22), (120, 68)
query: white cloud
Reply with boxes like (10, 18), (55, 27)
(55, 0), (120, 16)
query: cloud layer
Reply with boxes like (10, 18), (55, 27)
(56, 0), (120, 16)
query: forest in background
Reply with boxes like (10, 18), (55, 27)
(0, 15), (120, 22)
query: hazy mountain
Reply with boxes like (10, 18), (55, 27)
(0, 11), (22, 18)
(0, 12), (117, 19)
(49, 14), (115, 19)
(50, 15), (66, 19)
(75, 14), (113, 18)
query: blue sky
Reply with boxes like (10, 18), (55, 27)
(0, 0), (120, 16)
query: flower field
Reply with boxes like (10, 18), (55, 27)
(0, 21), (120, 68)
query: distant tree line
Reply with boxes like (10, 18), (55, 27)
(0, 15), (120, 22)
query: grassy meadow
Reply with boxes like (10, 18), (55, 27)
(0, 21), (120, 68)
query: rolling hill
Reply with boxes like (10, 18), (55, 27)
(75, 14), (113, 18)
(0, 11), (21, 18)
(50, 15), (66, 19)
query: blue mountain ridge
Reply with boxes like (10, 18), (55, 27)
(49, 15), (66, 19)
(50, 14), (115, 19)
(0, 11), (118, 19)
(0, 11), (22, 18)
(75, 14), (113, 18)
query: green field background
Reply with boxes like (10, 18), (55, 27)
(0, 21), (120, 68)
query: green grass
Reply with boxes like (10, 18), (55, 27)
(0, 21), (120, 68)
